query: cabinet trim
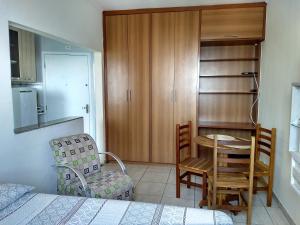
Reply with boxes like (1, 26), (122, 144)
(103, 2), (266, 16)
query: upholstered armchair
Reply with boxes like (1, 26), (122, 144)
(49, 133), (134, 200)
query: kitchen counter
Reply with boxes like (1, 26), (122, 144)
(14, 116), (83, 134)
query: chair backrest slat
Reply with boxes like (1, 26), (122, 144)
(179, 143), (190, 150)
(218, 166), (249, 173)
(260, 127), (272, 135)
(213, 135), (255, 176)
(218, 157), (250, 164)
(179, 124), (190, 130)
(257, 146), (271, 156)
(255, 124), (276, 166)
(176, 121), (192, 163)
(258, 140), (271, 148)
(218, 148), (251, 155)
(258, 134), (272, 142)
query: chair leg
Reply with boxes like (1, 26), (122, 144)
(187, 173), (191, 189)
(176, 166), (181, 198)
(208, 181), (211, 209)
(202, 173), (207, 201)
(253, 177), (258, 194)
(247, 185), (254, 225)
(267, 176), (273, 207)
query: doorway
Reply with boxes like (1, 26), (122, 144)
(43, 53), (92, 133)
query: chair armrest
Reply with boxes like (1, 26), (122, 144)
(99, 152), (128, 175)
(52, 164), (91, 197)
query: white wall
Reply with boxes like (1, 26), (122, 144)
(260, 0), (300, 224)
(0, 0), (103, 193)
(0, 119), (84, 193)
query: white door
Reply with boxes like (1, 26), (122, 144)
(44, 54), (90, 132)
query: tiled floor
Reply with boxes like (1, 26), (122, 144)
(102, 162), (291, 225)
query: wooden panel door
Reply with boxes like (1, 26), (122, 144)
(106, 15), (129, 160)
(174, 11), (200, 157)
(151, 12), (175, 163)
(128, 14), (150, 162)
(201, 7), (265, 41)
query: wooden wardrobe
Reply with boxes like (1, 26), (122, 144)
(104, 2), (266, 164)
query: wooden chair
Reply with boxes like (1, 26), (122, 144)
(176, 121), (212, 206)
(253, 124), (276, 207)
(207, 136), (256, 225)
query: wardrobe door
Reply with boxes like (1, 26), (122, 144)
(151, 12), (175, 163)
(106, 15), (129, 160)
(128, 14), (150, 162)
(174, 11), (200, 157)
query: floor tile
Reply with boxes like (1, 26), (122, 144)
(127, 168), (146, 181)
(167, 169), (176, 184)
(232, 206), (274, 224)
(135, 181), (166, 196)
(132, 179), (140, 186)
(163, 184), (195, 200)
(147, 164), (172, 174)
(125, 163), (148, 171)
(161, 196), (194, 208)
(266, 207), (291, 225)
(141, 171), (170, 183)
(103, 163), (291, 225)
(257, 192), (280, 208)
(194, 188), (203, 208)
(243, 192), (264, 207)
(135, 194), (162, 204)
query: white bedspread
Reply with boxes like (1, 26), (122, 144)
(0, 193), (233, 225)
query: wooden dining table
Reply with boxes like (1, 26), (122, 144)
(193, 135), (251, 207)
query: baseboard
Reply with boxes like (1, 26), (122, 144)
(273, 193), (296, 225)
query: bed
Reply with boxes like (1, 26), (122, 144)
(0, 192), (233, 225)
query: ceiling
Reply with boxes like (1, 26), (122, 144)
(89, 0), (264, 11)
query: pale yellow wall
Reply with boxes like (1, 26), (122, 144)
(260, 0), (300, 224)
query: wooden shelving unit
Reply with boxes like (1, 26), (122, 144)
(198, 121), (255, 130)
(200, 74), (258, 78)
(199, 91), (257, 95)
(197, 44), (261, 139)
(200, 58), (259, 62)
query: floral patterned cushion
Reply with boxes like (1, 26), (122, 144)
(61, 171), (134, 200)
(0, 183), (34, 210)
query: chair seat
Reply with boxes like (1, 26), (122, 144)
(242, 162), (269, 177)
(64, 171), (134, 200)
(254, 162), (269, 176)
(179, 157), (212, 174)
(208, 173), (249, 189)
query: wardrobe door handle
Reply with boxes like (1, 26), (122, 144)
(130, 90), (132, 102)
(224, 34), (239, 38)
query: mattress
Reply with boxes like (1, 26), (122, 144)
(0, 193), (233, 225)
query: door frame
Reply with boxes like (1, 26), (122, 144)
(42, 52), (95, 137)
